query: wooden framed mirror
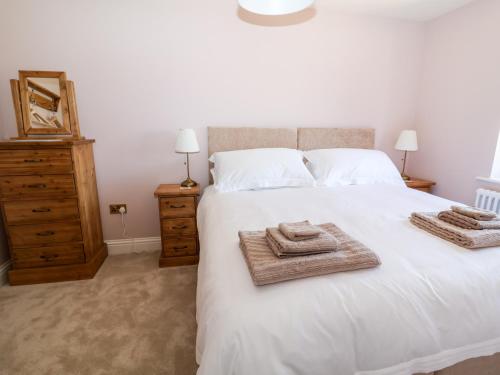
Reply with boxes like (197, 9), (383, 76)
(10, 70), (81, 139)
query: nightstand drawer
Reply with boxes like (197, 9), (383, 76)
(3, 198), (80, 225)
(160, 197), (195, 218)
(162, 218), (196, 236)
(11, 244), (84, 269)
(0, 149), (72, 174)
(0, 174), (76, 197)
(163, 237), (197, 256)
(9, 222), (82, 247)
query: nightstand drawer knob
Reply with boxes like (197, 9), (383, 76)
(36, 230), (55, 236)
(40, 254), (58, 261)
(172, 225), (188, 229)
(173, 245), (188, 250)
(169, 204), (186, 209)
(24, 158), (43, 163)
(26, 183), (47, 189)
(32, 207), (51, 213)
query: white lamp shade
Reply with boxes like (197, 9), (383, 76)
(175, 129), (200, 154)
(238, 0), (314, 15)
(395, 130), (418, 151)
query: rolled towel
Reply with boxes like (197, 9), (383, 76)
(451, 205), (497, 221)
(278, 220), (322, 241)
(438, 211), (500, 230)
(266, 226), (338, 258)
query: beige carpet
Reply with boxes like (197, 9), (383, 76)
(0, 252), (198, 375)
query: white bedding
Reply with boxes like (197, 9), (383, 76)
(195, 185), (500, 375)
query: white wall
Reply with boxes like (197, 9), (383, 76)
(412, 0), (500, 204)
(0, 0), (425, 239)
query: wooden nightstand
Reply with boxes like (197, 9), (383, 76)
(405, 178), (436, 193)
(154, 184), (200, 267)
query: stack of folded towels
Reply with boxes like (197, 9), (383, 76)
(438, 206), (500, 229)
(239, 220), (380, 286)
(410, 206), (500, 249)
(267, 221), (339, 257)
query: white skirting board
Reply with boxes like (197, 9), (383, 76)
(105, 237), (162, 255)
(0, 260), (11, 286)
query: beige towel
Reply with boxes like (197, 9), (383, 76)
(239, 223), (381, 286)
(438, 211), (500, 230)
(278, 220), (322, 241)
(266, 227), (338, 257)
(451, 205), (497, 221)
(410, 212), (500, 249)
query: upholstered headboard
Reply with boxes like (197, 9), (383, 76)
(207, 127), (298, 156)
(297, 128), (374, 150)
(207, 127), (375, 182)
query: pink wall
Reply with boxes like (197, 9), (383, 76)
(411, 0), (500, 204)
(0, 0), (424, 240)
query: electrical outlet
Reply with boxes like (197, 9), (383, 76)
(109, 204), (127, 214)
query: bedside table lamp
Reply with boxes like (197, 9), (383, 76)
(395, 130), (418, 181)
(175, 128), (200, 187)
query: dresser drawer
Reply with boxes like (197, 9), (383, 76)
(162, 217), (196, 236)
(0, 174), (76, 197)
(9, 222), (82, 247)
(11, 244), (84, 269)
(163, 237), (197, 256)
(0, 149), (72, 174)
(160, 197), (195, 218)
(3, 198), (79, 225)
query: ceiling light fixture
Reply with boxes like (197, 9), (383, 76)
(238, 0), (314, 15)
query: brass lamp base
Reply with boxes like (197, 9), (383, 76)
(180, 177), (198, 188)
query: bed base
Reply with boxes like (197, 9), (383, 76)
(419, 351), (500, 374)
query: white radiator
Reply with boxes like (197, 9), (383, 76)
(475, 188), (500, 214)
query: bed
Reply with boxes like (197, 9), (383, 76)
(196, 127), (500, 375)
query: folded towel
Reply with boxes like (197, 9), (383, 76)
(266, 226), (338, 257)
(239, 223), (381, 286)
(278, 220), (322, 241)
(451, 205), (497, 221)
(410, 212), (500, 249)
(438, 211), (500, 230)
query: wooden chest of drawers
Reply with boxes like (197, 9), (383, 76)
(0, 139), (107, 285)
(154, 184), (200, 267)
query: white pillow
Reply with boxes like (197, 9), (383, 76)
(209, 148), (315, 192)
(303, 148), (405, 187)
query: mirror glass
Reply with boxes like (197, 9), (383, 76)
(18, 71), (72, 136)
(27, 77), (63, 129)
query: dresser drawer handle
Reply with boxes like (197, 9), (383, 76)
(24, 158), (43, 163)
(26, 183), (47, 189)
(40, 254), (58, 261)
(173, 245), (188, 250)
(36, 231), (55, 236)
(169, 204), (186, 209)
(172, 225), (188, 229)
(32, 207), (51, 213)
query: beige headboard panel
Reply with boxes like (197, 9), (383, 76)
(207, 127), (298, 157)
(298, 128), (375, 150)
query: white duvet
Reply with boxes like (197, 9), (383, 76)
(195, 185), (500, 375)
